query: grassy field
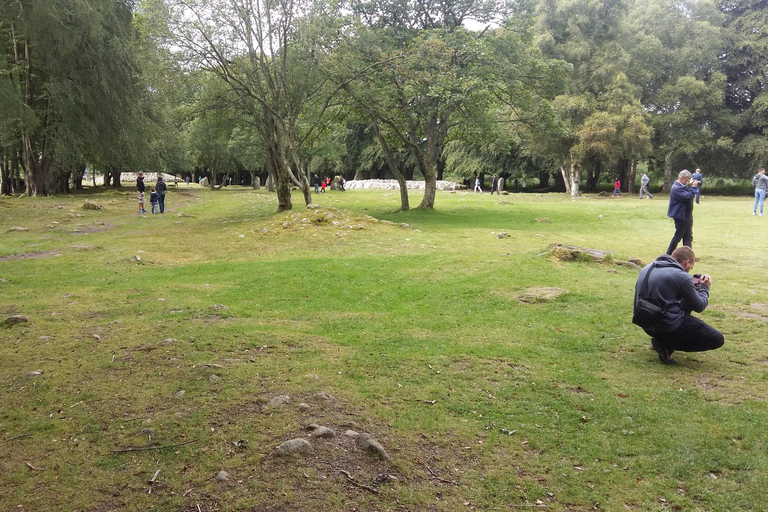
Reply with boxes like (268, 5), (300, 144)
(1, 185), (767, 512)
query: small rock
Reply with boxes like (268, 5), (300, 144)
(372, 473), (398, 485)
(268, 395), (291, 408)
(357, 433), (390, 460)
(276, 438), (313, 456)
(399, 223), (412, 229)
(38, 336), (53, 340)
(160, 338), (175, 346)
(134, 255), (141, 262)
(3, 315), (29, 327)
(313, 392), (334, 401)
(298, 403), (311, 411)
(82, 200), (103, 210)
(173, 390), (185, 398)
(216, 470), (230, 482)
(495, 232), (510, 239)
(28, 370), (43, 377)
(93, 334), (102, 340)
(306, 204), (321, 209)
(535, 217), (550, 223)
(137, 428), (154, 435)
(8, 227), (29, 232)
(308, 425), (335, 438)
(304, 373), (320, 380)
(209, 375), (220, 382)
(344, 429), (360, 438)
(209, 304), (228, 310)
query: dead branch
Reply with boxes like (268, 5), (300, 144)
(427, 466), (459, 485)
(5, 433), (32, 441)
(339, 470), (379, 494)
(24, 461), (44, 471)
(110, 439), (197, 453)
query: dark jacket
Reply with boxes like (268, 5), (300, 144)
(137, 176), (145, 193)
(634, 255), (709, 332)
(149, 191), (159, 204)
(667, 180), (696, 220)
(156, 177), (167, 194)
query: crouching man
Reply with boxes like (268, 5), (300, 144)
(634, 247), (724, 364)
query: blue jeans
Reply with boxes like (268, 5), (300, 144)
(158, 193), (166, 213)
(152, 203), (158, 213)
(755, 189), (766, 214)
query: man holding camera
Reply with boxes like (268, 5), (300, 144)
(634, 247), (724, 365)
(666, 169), (700, 255)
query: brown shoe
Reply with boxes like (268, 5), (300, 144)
(651, 338), (677, 365)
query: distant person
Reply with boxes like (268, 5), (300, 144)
(185, 176), (190, 187)
(320, 179), (327, 193)
(174, 176), (179, 188)
(149, 188), (159, 214)
(638, 171), (653, 199)
(325, 176), (331, 190)
(634, 247), (723, 365)
(666, 169), (699, 255)
(136, 172), (146, 213)
(612, 178), (621, 198)
(514, 178), (518, 191)
(490, 173), (499, 195)
(339, 176), (346, 191)
(691, 168), (703, 204)
(313, 174), (320, 193)
(522, 178), (527, 191)
(156, 175), (167, 213)
(752, 167), (768, 216)
(474, 175), (482, 194)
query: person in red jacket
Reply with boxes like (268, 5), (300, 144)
(612, 178), (621, 197)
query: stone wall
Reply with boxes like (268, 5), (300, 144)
(344, 179), (462, 191)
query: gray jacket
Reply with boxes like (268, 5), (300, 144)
(634, 255), (709, 333)
(753, 173), (768, 191)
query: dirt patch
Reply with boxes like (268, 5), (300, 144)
(516, 286), (567, 304)
(70, 224), (111, 234)
(0, 250), (60, 261)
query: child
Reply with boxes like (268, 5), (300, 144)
(320, 180), (327, 193)
(150, 188), (159, 214)
(138, 191), (146, 213)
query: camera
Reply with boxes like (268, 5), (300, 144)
(692, 273), (702, 290)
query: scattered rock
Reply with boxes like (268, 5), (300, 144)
(38, 336), (53, 340)
(372, 473), (398, 485)
(276, 438), (313, 456)
(209, 304), (228, 310)
(344, 429), (360, 438)
(82, 200), (103, 210)
(160, 338), (175, 346)
(28, 370), (43, 377)
(357, 433), (390, 460)
(268, 395), (291, 408)
(535, 217), (550, 223)
(304, 373), (320, 380)
(495, 232), (510, 239)
(3, 315), (29, 327)
(137, 428), (154, 436)
(517, 287), (567, 304)
(134, 255), (141, 262)
(173, 390), (185, 398)
(298, 403), (311, 411)
(313, 392), (335, 401)
(8, 227), (28, 232)
(216, 471), (230, 482)
(306, 204), (321, 209)
(307, 424), (335, 438)
(209, 375), (220, 382)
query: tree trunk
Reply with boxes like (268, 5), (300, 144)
(370, 113), (409, 210)
(570, 163), (581, 197)
(559, 164), (572, 195)
(0, 154), (11, 195)
(627, 161), (637, 194)
(74, 165), (86, 190)
(538, 169), (549, 188)
(663, 151), (673, 194)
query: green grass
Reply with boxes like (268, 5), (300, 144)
(1, 186), (767, 511)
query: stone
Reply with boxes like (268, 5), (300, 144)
(173, 390), (185, 398)
(357, 433), (390, 460)
(8, 227), (28, 232)
(298, 403), (311, 411)
(3, 315), (29, 327)
(306, 203), (321, 209)
(216, 470), (230, 482)
(268, 395), (291, 408)
(344, 429), (360, 438)
(276, 438), (313, 456)
(495, 232), (510, 239)
(209, 304), (228, 310)
(137, 428), (154, 435)
(313, 392), (334, 401)
(82, 200), (103, 210)
(308, 425), (335, 439)
(200, 177), (209, 187)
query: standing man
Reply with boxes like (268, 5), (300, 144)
(136, 172), (146, 213)
(156, 174), (167, 213)
(752, 167), (768, 216)
(691, 168), (703, 203)
(313, 174), (320, 194)
(490, 174), (499, 195)
(634, 247), (724, 365)
(638, 171), (653, 199)
(666, 169), (699, 255)
(474, 175), (483, 194)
